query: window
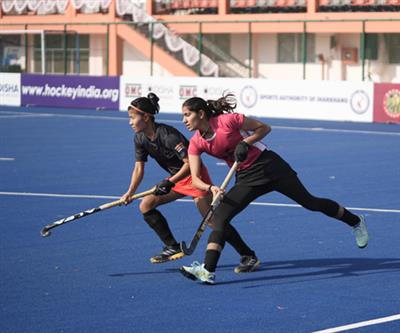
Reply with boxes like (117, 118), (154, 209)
(363, 34), (378, 61)
(384, 34), (400, 64)
(33, 34), (89, 74)
(0, 35), (22, 72)
(278, 33), (315, 63)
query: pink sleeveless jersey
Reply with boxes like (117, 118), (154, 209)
(188, 113), (266, 171)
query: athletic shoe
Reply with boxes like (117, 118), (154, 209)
(180, 261), (216, 284)
(150, 245), (184, 264)
(234, 255), (260, 273)
(353, 215), (368, 248)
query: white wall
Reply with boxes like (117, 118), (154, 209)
(122, 41), (172, 77)
(228, 32), (399, 82)
(89, 35), (105, 76)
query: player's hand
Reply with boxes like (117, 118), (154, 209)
(209, 185), (224, 202)
(154, 179), (175, 196)
(121, 191), (134, 205)
(234, 141), (250, 162)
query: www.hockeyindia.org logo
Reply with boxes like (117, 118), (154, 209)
(383, 89), (400, 118)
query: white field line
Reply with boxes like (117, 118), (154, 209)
(1, 111), (400, 136)
(0, 114), (52, 119)
(273, 125), (400, 136)
(313, 313), (400, 333)
(0, 191), (399, 214)
(0, 158), (15, 161)
(0, 111), (182, 123)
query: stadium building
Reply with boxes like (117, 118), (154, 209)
(0, 0), (399, 82)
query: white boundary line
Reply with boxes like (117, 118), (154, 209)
(1, 111), (400, 136)
(0, 191), (117, 200)
(0, 158), (15, 161)
(272, 125), (400, 137)
(313, 313), (400, 333)
(0, 191), (399, 214)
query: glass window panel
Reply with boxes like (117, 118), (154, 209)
(278, 34), (295, 63)
(364, 34), (378, 60)
(385, 34), (400, 64)
(32, 34), (89, 74)
(278, 34), (315, 63)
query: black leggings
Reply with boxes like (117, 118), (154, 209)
(211, 174), (358, 238)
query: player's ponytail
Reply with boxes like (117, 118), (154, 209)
(147, 93), (160, 114)
(207, 93), (237, 116)
(129, 93), (160, 117)
(183, 92), (237, 119)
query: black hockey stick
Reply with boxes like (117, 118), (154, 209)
(40, 187), (156, 237)
(180, 161), (238, 255)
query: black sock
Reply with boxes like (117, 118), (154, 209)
(340, 209), (360, 227)
(143, 209), (177, 247)
(225, 225), (254, 256)
(204, 249), (221, 273)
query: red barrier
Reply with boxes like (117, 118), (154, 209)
(373, 83), (400, 123)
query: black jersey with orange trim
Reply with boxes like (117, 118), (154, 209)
(134, 123), (189, 176)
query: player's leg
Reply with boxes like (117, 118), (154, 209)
(194, 194), (260, 273)
(274, 174), (368, 248)
(181, 184), (265, 283)
(140, 191), (185, 263)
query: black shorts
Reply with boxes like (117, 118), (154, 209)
(235, 150), (296, 186)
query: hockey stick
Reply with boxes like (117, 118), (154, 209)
(40, 187), (156, 237)
(180, 161), (239, 255)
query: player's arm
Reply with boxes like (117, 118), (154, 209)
(162, 133), (190, 184)
(234, 117), (271, 163)
(188, 154), (224, 198)
(188, 154), (210, 192)
(241, 116), (271, 145)
(168, 156), (190, 184)
(121, 161), (145, 204)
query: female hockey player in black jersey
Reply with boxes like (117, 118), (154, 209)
(121, 93), (259, 272)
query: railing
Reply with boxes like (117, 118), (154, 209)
(1, 0), (399, 16)
(0, 0), (112, 15)
(184, 33), (256, 77)
(116, 0), (219, 76)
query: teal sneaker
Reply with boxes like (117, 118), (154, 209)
(180, 261), (215, 284)
(353, 215), (368, 248)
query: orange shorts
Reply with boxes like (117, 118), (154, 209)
(172, 165), (212, 198)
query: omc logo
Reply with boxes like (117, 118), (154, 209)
(240, 85), (258, 108)
(383, 89), (400, 119)
(125, 84), (142, 98)
(179, 85), (197, 99)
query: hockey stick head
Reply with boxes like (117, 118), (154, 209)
(180, 241), (192, 256)
(40, 227), (51, 237)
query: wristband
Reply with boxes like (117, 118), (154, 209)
(208, 184), (213, 192)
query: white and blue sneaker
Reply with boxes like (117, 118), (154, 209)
(353, 215), (368, 248)
(180, 261), (216, 284)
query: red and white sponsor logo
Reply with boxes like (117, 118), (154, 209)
(383, 89), (400, 119)
(179, 86), (197, 99)
(125, 84), (142, 98)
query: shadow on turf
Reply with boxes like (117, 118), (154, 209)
(109, 258), (400, 282)
(109, 257), (400, 287)
(109, 268), (179, 277)
(216, 257), (400, 286)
